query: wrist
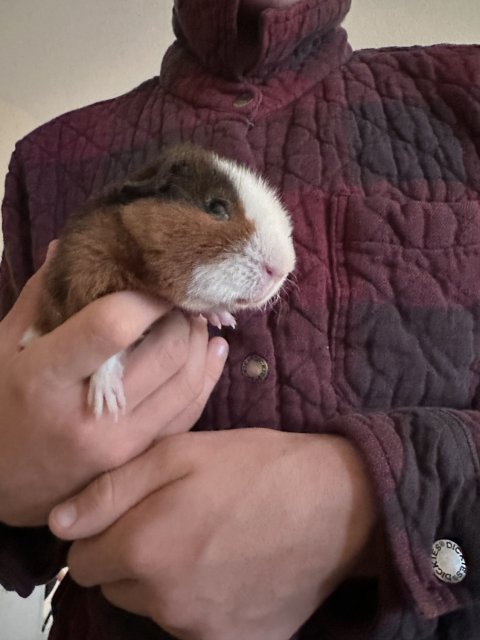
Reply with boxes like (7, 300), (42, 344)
(301, 434), (379, 582)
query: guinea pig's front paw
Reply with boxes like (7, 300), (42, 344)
(204, 310), (237, 330)
(87, 352), (126, 420)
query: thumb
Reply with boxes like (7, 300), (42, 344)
(48, 433), (194, 540)
(3, 240), (57, 337)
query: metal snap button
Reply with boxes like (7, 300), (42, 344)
(242, 355), (269, 381)
(431, 539), (467, 584)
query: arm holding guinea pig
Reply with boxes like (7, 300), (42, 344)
(50, 421), (378, 640)
(0, 143), (292, 526)
(0, 250), (228, 528)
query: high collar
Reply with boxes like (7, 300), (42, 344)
(171, 0), (352, 81)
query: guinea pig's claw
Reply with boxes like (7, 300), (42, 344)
(87, 352), (126, 421)
(205, 311), (236, 329)
(224, 313), (237, 329)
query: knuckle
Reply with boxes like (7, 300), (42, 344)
(87, 304), (135, 352)
(90, 470), (118, 515)
(108, 318), (138, 351)
(103, 323), (129, 354)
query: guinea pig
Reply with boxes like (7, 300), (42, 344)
(21, 144), (296, 418)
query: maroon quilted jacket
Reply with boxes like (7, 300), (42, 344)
(1, 1), (480, 638)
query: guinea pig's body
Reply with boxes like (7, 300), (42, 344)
(24, 144), (295, 417)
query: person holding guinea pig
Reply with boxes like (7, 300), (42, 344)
(0, 1), (479, 639)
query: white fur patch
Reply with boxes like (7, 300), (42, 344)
(184, 156), (295, 316)
(212, 154), (295, 274)
(87, 351), (126, 420)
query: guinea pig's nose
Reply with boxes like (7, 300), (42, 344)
(263, 262), (280, 279)
(262, 262), (289, 285)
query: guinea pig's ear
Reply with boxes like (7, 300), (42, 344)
(119, 164), (168, 202)
(118, 159), (188, 203)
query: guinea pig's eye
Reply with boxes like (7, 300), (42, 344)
(203, 199), (230, 220)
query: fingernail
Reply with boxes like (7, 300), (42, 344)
(52, 502), (77, 529)
(214, 338), (229, 360)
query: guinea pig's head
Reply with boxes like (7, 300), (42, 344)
(117, 144), (296, 324)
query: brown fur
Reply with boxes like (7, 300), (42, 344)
(36, 145), (255, 334)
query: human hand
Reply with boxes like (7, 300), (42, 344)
(50, 429), (377, 640)
(0, 251), (228, 527)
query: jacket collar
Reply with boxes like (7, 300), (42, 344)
(171, 0), (352, 80)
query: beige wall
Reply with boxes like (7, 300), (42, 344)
(0, 1), (174, 211)
(344, 0), (480, 50)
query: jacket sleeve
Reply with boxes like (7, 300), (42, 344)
(0, 148), (66, 596)
(0, 146), (35, 318)
(323, 407), (480, 619)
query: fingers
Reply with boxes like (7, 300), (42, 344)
(65, 477), (190, 587)
(161, 336), (229, 437)
(129, 321), (227, 433)
(49, 330), (228, 539)
(123, 311), (201, 411)
(49, 434), (193, 540)
(27, 292), (172, 384)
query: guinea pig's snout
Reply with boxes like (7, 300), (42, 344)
(260, 261), (285, 290)
(236, 260), (291, 307)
